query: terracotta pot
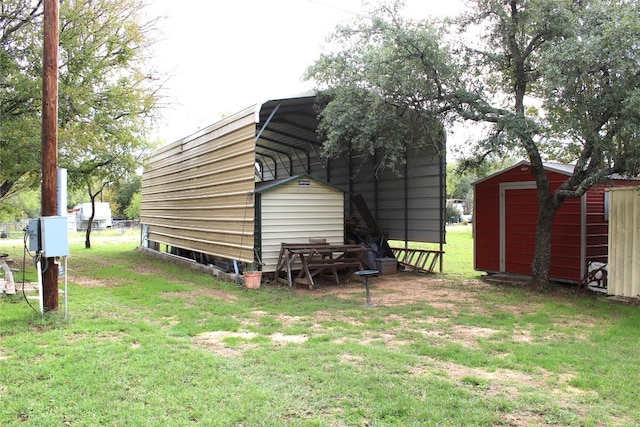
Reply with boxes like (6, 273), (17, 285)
(243, 271), (262, 289)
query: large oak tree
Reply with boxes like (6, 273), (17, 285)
(0, 0), (161, 209)
(307, 0), (640, 288)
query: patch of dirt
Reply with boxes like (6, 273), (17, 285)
(358, 330), (408, 347)
(162, 289), (238, 304)
(410, 358), (598, 427)
(431, 359), (543, 387)
(512, 327), (534, 343)
(312, 310), (363, 326)
(64, 331), (129, 343)
(500, 412), (553, 427)
(339, 353), (364, 366)
(449, 324), (500, 347)
(193, 331), (259, 357)
(193, 331), (308, 357)
(294, 273), (492, 309)
(270, 332), (308, 345)
(74, 277), (119, 288)
(131, 264), (166, 275)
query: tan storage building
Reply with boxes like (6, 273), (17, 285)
(255, 175), (345, 273)
(607, 187), (640, 298)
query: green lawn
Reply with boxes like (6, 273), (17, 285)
(391, 223), (476, 279)
(1, 230), (639, 426)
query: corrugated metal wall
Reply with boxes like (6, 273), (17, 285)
(257, 144), (443, 244)
(584, 186), (610, 264)
(320, 146), (443, 244)
(607, 187), (640, 297)
(141, 107), (257, 263)
(258, 178), (345, 273)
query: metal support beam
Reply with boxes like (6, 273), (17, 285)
(256, 102), (281, 142)
(256, 143), (292, 176)
(255, 153), (277, 179)
(258, 135), (310, 174)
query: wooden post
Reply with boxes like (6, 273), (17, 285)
(41, 0), (59, 311)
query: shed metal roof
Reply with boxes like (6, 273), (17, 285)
(255, 174), (344, 194)
(472, 160), (574, 186)
(473, 160), (638, 186)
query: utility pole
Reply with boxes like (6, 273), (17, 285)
(41, 0), (59, 311)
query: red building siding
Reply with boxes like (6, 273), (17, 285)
(585, 186), (608, 265)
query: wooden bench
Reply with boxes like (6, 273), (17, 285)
(0, 254), (15, 295)
(275, 243), (369, 288)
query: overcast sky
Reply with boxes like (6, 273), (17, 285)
(145, 0), (466, 144)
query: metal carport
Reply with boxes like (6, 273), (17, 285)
(140, 93), (446, 271)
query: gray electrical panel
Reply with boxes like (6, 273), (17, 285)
(40, 216), (69, 258)
(27, 216), (69, 257)
(27, 218), (41, 252)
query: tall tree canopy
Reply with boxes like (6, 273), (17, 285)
(0, 0), (161, 204)
(307, 0), (640, 288)
(306, 3), (451, 171)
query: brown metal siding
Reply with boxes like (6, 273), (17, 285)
(141, 107), (257, 263)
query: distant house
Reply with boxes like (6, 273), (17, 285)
(74, 202), (112, 231)
(446, 198), (468, 223)
(473, 160), (638, 284)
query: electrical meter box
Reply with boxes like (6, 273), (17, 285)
(27, 216), (69, 257)
(40, 216), (69, 258)
(27, 218), (41, 252)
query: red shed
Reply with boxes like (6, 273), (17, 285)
(473, 160), (637, 283)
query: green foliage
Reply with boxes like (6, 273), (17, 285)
(124, 191), (141, 219)
(455, 0), (640, 183)
(112, 175), (142, 218)
(537, 1), (640, 176)
(0, 0), (42, 200)
(306, 1), (450, 171)
(0, 188), (40, 220)
(446, 162), (474, 199)
(0, 0), (162, 203)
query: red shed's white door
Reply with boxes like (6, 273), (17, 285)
(500, 182), (538, 274)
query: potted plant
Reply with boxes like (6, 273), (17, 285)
(243, 262), (262, 289)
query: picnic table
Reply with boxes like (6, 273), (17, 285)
(274, 243), (369, 289)
(0, 253), (15, 295)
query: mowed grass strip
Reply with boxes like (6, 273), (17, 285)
(1, 228), (639, 426)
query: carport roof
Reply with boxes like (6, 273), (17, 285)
(253, 93), (324, 177)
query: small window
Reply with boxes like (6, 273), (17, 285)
(604, 191), (610, 221)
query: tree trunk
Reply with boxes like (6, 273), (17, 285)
(0, 181), (15, 201)
(85, 196), (95, 249)
(531, 194), (562, 290)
